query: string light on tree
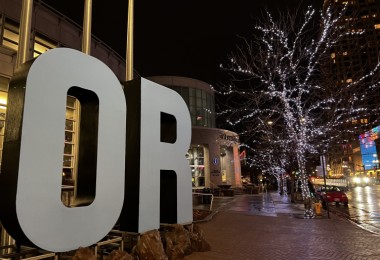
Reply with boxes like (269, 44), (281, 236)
(217, 3), (380, 218)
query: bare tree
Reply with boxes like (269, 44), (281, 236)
(217, 4), (380, 217)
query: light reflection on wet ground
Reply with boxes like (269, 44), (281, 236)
(330, 185), (380, 234)
(224, 192), (306, 218)
(227, 194), (277, 216)
(195, 186), (380, 232)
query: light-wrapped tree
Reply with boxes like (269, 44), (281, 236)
(216, 4), (380, 217)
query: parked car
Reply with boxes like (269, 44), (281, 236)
(315, 185), (348, 208)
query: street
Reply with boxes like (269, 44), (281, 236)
(327, 185), (380, 234)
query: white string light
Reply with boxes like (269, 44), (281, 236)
(217, 3), (380, 218)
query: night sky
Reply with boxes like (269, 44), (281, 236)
(42, 0), (323, 85)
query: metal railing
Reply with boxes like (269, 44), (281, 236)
(192, 192), (213, 211)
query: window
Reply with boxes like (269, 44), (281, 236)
(34, 34), (56, 57)
(3, 19), (19, 51)
(2, 19), (56, 57)
(187, 146), (205, 187)
(62, 96), (80, 206)
(0, 77), (9, 172)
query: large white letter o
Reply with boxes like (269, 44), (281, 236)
(16, 48), (126, 252)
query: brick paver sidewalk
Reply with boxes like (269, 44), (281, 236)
(185, 193), (380, 260)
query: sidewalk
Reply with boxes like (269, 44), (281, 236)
(186, 192), (380, 260)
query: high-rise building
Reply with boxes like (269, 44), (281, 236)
(324, 0), (380, 86)
(323, 0), (380, 178)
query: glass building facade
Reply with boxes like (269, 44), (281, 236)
(168, 85), (215, 128)
(148, 76), (242, 189)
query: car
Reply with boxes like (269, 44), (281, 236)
(315, 185), (348, 208)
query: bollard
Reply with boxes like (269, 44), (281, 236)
(314, 201), (322, 216)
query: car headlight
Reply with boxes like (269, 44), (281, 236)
(354, 177), (361, 183)
(363, 177), (369, 183)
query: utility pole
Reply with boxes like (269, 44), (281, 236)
(322, 155), (329, 218)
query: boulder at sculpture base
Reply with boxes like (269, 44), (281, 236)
(132, 230), (168, 260)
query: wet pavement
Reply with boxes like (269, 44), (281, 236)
(328, 185), (380, 235)
(186, 192), (380, 260)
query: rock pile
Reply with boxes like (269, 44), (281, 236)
(70, 224), (210, 259)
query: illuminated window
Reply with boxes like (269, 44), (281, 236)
(375, 24), (380, 29)
(343, 51), (348, 56)
(2, 20), (56, 57)
(62, 96), (80, 206)
(34, 35), (56, 58)
(176, 86), (215, 128)
(0, 77), (9, 171)
(352, 119), (358, 124)
(346, 78), (352, 83)
(187, 146), (205, 187)
(331, 53), (336, 59)
(350, 28), (362, 32)
(3, 20), (19, 51)
(360, 118), (368, 124)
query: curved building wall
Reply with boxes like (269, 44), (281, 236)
(148, 76), (242, 188)
(0, 0), (126, 80)
(148, 76), (215, 128)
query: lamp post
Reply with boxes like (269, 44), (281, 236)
(321, 154), (329, 218)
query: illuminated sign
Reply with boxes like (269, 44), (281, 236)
(359, 125), (380, 170)
(359, 125), (380, 143)
(0, 48), (192, 252)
